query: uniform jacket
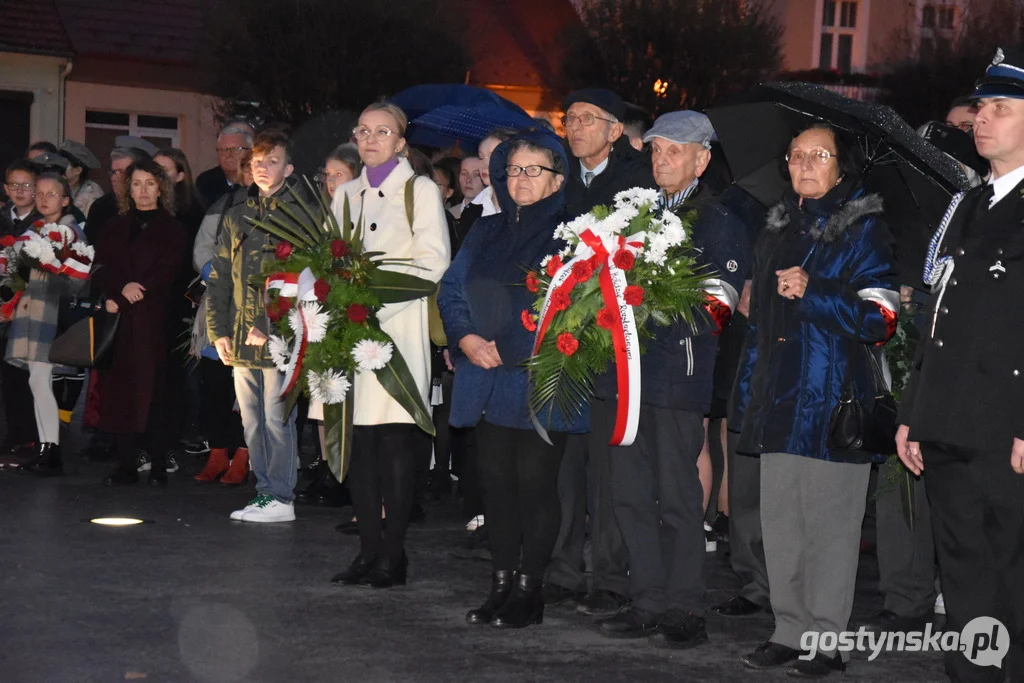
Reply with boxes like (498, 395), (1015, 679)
(563, 141), (656, 219)
(92, 208), (188, 434)
(438, 131), (587, 434)
(72, 180), (104, 217)
(731, 184), (900, 464)
(331, 157), (451, 427)
(901, 180), (1024, 457)
(206, 181), (311, 369)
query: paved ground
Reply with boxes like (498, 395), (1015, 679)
(0, 439), (949, 683)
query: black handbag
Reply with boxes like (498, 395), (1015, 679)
(827, 340), (898, 455)
(49, 296), (120, 368)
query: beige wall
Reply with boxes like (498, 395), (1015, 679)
(64, 81), (220, 174)
(0, 52), (69, 145)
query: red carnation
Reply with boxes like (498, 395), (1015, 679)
(525, 271), (541, 293)
(274, 241), (293, 260)
(521, 310), (537, 332)
(32, 220), (43, 228)
(596, 307), (617, 330)
(346, 303), (368, 324)
(613, 249), (635, 271)
(266, 299), (283, 322)
(624, 285), (645, 306)
(545, 255), (563, 277)
(48, 231), (63, 242)
(330, 239), (349, 258)
(313, 278), (331, 302)
(572, 260), (594, 282)
(278, 297), (293, 315)
(556, 332), (580, 356)
(551, 290), (571, 312)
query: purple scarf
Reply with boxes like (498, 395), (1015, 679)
(366, 157), (400, 188)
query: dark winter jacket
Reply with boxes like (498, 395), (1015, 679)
(731, 183), (900, 464)
(438, 131), (587, 433)
(563, 141), (656, 219)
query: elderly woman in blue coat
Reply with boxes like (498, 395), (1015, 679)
(731, 123), (899, 678)
(439, 130), (588, 630)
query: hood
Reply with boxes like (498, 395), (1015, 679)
(489, 129), (570, 219)
(766, 183), (884, 244)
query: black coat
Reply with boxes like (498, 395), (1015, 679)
(563, 141), (656, 218)
(84, 192), (118, 246)
(195, 166), (234, 207)
(0, 204), (41, 237)
(901, 181), (1024, 460)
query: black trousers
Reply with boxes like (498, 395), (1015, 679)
(609, 404), (706, 614)
(452, 426), (483, 520)
(349, 424), (426, 563)
(475, 421), (566, 575)
(922, 442), (1024, 683)
(199, 358), (244, 451)
(116, 365), (171, 471)
(726, 429), (770, 608)
(875, 470), (937, 618)
(0, 325), (38, 447)
(546, 399), (630, 596)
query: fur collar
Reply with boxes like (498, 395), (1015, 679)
(765, 193), (884, 244)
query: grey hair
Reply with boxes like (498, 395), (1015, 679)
(110, 147), (149, 164)
(219, 124), (254, 146)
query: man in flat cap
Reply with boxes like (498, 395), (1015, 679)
(596, 110), (749, 647)
(545, 90), (657, 617)
(898, 46), (1024, 682)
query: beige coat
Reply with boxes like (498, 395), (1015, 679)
(331, 158), (451, 426)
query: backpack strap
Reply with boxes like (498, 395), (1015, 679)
(404, 177), (416, 234)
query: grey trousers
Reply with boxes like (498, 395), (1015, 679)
(726, 431), (770, 608)
(875, 472), (937, 617)
(761, 453), (870, 657)
(546, 399), (630, 596)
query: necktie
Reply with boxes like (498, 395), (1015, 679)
(584, 171), (595, 188)
(981, 184), (995, 210)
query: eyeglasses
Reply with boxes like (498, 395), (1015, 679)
(785, 149), (838, 165)
(506, 165), (558, 178)
(109, 169), (126, 177)
(217, 146), (251, 154)
(4, 182), (33, 192)
(948, 121), (974, 133)
(36, 191), (65, 200)
(352, 126), (396, 141)
(560, 112), (616, 128)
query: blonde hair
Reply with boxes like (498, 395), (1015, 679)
(361, 102), (409, 138)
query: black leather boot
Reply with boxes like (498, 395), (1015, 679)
(28, 443), (63, 476)
(362, 553), (408, 588)
(331, 554), (375, 585)
(491, 572), (544, 628)
(466, 570), (514, 625)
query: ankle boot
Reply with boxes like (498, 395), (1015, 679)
(466, 569), (514, 624)
(362, 553), (408, 588)
(194, 448), (230, 482)
(492, 572), (544, 628)
(28, 443), (63, 476)
(219, 448), (249, 486)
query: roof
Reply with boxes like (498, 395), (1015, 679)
(0, 0), (74, 57)
(55, 0), (206, 64)
(460, 0), (582, 89)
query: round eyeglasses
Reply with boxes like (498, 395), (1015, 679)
(353, 126), (396, 141)
(785, 149), (838, 165)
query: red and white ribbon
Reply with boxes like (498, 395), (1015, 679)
(265, 267), (319, 396)
(531, 228), (642, 447)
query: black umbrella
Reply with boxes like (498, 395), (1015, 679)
(290, 109), (358, 180)
(707, 82), (970, 283)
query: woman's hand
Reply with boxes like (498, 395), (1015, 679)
(105, 300), (119, 314)
(245, 327), (268, 347)
(776, 267), (809, 300)
(122, 282), (146, 304)
(459, 334), (502, 369)
(214, 336), (234, 365)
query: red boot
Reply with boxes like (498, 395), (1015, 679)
(219, 448), (250, 486)
(194, 448), (230, 482)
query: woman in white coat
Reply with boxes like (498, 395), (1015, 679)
(329, 102), (451, 588)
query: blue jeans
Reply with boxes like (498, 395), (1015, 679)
(233, 368), (297, 503)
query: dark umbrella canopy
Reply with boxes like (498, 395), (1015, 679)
(707, 82), (970, 285)
(389, 84), (527, 123)
(408, 103), (537, 149)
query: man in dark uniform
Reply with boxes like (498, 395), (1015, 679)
(898, 47), (1024, 683)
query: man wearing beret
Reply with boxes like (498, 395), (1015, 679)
(596, 111), (749, 647)
(898, 46), (1024, 682)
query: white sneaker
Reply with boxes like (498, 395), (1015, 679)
(934, 593), (945, 615)
(230, 496), (262, 521)
(466, 514), (485, 532)
(704, 522), (717, 553)
(241, 495), (296, 523)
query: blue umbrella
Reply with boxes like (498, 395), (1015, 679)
(407, 103), (538, 149)
(389, 84), (527, 122)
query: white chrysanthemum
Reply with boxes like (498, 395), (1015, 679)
(558, 245), (573, 259)
(599, 209), (632, 236)
(643, 233), (671, 266)
(288, 302), (329, 343)
(540, 254), (553, 268)
(268, 335), (291, 372)
(41, 223), (75, 247)
(70, 241), (95, 261)
(308, 369), (351, 405)
(21, 236), (55, 264)
(352, 339), (394, 372)
(614, 187), (660, 209)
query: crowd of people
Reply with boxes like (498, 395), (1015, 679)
(0, 46), (1022, 682)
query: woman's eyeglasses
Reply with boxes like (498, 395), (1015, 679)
(785, 149), (838, 165)
(352, 126), (396, 141)
(506, 165), (557, 178)
(36, 191), (65, 200)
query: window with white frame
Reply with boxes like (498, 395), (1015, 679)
(84, 111), (180, 190)
(819, 0), (858, 73)
(918, 1), (961, 59)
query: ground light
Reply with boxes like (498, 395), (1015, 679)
(89, 517), (147, 526)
